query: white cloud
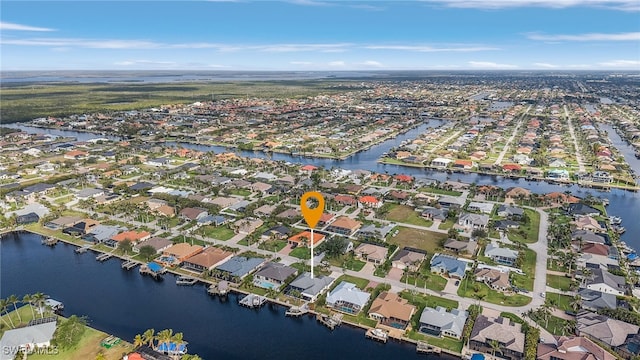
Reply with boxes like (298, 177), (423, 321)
(290, 61), (313, 65)
(2, 38), (162, 49)
(421, 0), (640, 11)
(533, 62), (558, 68)
(114, 60), (177, 66)
(364, 45), (499, 52)
(349, 4), (386, 11)
(359, 60), (383, 67)
(256, 43), (351, 52)
(328, 61), (346, 67)
(468, 61), (518, 69)
(287, 0), (332, 6)
(527, 32), (640, 41)
(598, 59), (640, 67)
(0, 21), (55, 32)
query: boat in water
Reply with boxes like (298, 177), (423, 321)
(176, 275), (198, 286)
(609, 216), (622, 225)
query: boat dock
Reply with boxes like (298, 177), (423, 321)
(239, 294), (267, 308)
(176, 275), (198, 286)
(42, 237), (58, 246)
(365, 328), (389, 343)
(416, 342), (441, 354)
(316, 313), (343, 330)
(139, 262), (166, 279)
(207, 281), (229, 296)
(75, 245), (91, 254)
(285, 304), (309, 317)
(121, 260), (138, 270)
(96, 253), (112, 262)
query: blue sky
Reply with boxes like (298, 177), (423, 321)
(1, 0), (639, 70)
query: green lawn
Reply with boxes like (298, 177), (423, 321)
(438, 219), (456, 230)
(401, 274), (448, 292)
(536, 314), (574, 336)
(546, 292), (574, 311)
(457, 277), (532, 307)
(388, 226), (446, 254)
(499, 312), (526, 325)
(418, 187), (463, 197)
(399, 290), (459, 310)
(406, 331), (464, 353)
(289, 246), (311, 259)
(546, 274), (574, 291)
(258, 239), (288, 252)
(547, 259), (569, 272)
(384, 204), (433, 227)
(510, 249), (536, 291)
(342, 258), (366, 271)
(201, 225), (235, 241)
(332, 275), (371, 290)
(505, 209), (540, 243)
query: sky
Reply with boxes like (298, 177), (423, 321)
(1, 0), (639, 71)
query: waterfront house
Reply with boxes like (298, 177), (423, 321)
(572, 216), (604, 232)
(62, 219), (100, 237)
(547, 169), (569, 180)
(82, 224), (126, 243)
(584, 268), (626, 296)
(446, 237), (479, 256)
(431, 157), (452, 168)
(474, 268), (511, 292)
(285, 272), (334, 302)
(577, 312), (639, 353)
(133, 237), (172, 254)
(287, 230), (325, 248)
(391, 248), (427, 271)
(160, 243), (204, 266)
(325, 216), (362, 236)
(592, 171), (613, 183)
(357, 223), (395, 242)
(458, 212), (489, 229)
(368, 291), (416, 331)
(182, 247), (234, 272)
(537, 336), (616, 360)
(214, 256), (265, 282)
(567, 203), (601, 217)
(469, 315), (525, 360)
(467, 202), (494, 214)
(0, 321), (57, 360)
(572, 230), (607, 245)
(253, 262), (298, 291)
(106, 230), (151, 248)
(430, 254), (468, 279)
(418, 306), (468, 339)
(354, 243), (389, 265)
(326, 281), (371, 315)
(496, 205), (524, 219)
(505, 187), (531, 199)
(484, 242), (519, 266)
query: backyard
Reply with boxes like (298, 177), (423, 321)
(457, 277), (532, 306)
(383, 204), (433, 227)
(388, 227), (446, 254)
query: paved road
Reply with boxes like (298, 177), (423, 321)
(564, 105), (587, 173)
(494, 105), (531, 165)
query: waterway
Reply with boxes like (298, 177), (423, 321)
(4, 120), (640, 251)
(0, 232), (440, 360)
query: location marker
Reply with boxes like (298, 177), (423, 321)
(300, 191), (325, 229)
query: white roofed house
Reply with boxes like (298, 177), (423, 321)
(326, 281), (371, 315)
(418, 306), (468, 340)
(484, 242), (519, 266)
(0, 321), (57, 360)
(458, 212), (489, 229)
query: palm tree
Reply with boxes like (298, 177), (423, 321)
(142, 328), (155, 349)
(32, 292), (46, 318)
(0, 298), (15, 329)
(171, 332), (185, 356)
(563, 320), (577, 336)
(570, 295), (582, 312)
(95, 350), (107, 360)
(22, 294), (35, 320)
(488, 339), (502, 357)
(133, 334), (144, 348)
(157, 329), (174, 353)
(7, 295), (21, 324)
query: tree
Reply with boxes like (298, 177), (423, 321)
(95, 350), (106, 360)
(118, 239), (133, 255)
(488, 339), (502, 357)
(142, 328), (155, 348)
(0, 298), (14, 329)
(32, 292), (47, 318)
(133, 334), (144, 348)
(22, 294), (36, 320)
(53, 315), (87, 349)
(471, 228), (487, 239)
(570, 295), (582, 312)
(139, 245), (156, 261)
(7, 295), (21, 324)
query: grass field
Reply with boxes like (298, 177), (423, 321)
(201, 225), (235, 241)
(400, 273), (447, 292)
(546, 274), (574, 291)
(510, 249), (536, 291)
(289, 246), (311, 259)
(546, 292), (574, 311)
(1, 80), (352, 122)
(384, 204), (433, 227)
(388, 227), (447, 254)
(457, 277), (532, 307)
(332, 275), (371, 290)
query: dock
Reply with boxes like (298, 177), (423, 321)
(75, 245), (91, 254)
(316, 313), (342, 330)
(139, 262), (166, 279)
(176, 275), (198, 286)
(42, 237), (58, 246)
(239, 294), (267, 308)
(365, 328), (389, 343)
(96, 253), (112, 262)
(207, 281), (229, 296)
(285, 304), (309, 317)
(121, 260), (138, 270)
(416, 342), (441, 354)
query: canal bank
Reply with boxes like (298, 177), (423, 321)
(1, 231), (449, 360)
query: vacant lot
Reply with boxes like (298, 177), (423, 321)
(384, 204), (433, 227)
(388, 227), (447, 254)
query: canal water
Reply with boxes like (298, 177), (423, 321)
(0, 232), (440, 360)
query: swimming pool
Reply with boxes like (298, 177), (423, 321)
(255, 280), (276, 289)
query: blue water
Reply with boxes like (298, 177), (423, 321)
(0, 232), (442, 360)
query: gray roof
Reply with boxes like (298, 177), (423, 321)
(358, 223), (395, 238)
(572, 230), (606, 244)
(288, 272), (334, 297)
(326, 281), (371, 309)
(430, 254), (468, 278)
(86, 224), (127, 242)
(577, 312), (639, 347)
(497, 205), (524, 216)
(215, 256), (264, 278)
(254, 262), (297, 282)
(12, 203), (50, 218)
(587, 268), (626, 291)
(468, 201), (494, 214)
(578, 289), (617, 310)
(76, 188), (103, 198)
(229, 200), (251, 211)
(419, 306), (468, 338)
(459, 212), (490, 227)
(438, 195), (465, 206)
(484, 242), (519, 260)
(0, 321), (57, 360)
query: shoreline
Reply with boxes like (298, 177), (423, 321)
(1, 228), (462, 358)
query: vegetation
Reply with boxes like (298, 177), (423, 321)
(53, 315), (88, 349)
(457, 277), (532, 306)
(382, 204), (433, 227)
(598, 308), (640, 327)
(546, 274), (575, 292)
(524, 326), (540, 360)
(388, 227), (447, 254)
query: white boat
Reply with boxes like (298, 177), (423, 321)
(44, 299), (64, 313)
(609, 216), (622, 225)
(176, 276), (198, 286)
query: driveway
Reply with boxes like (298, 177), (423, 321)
(386, 267), (403, 281)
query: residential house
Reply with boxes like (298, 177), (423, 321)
(357, 224), (395, 242)
(443, 238), (478, 256)
(458, 212), (489, 229)
(484, 242), (519, 266)
(76, 188), (104, 200)
(358, 195), (383, 209)
(287, 231), (325, 248)
(179, 207), (209, 222)
(354, 243), (389, 265)
(254, 204), (277, 217)
(469, 315), (525, 360)
(0, 321), (57, 360)
(577, 312), (639, 352)
(578, 289), (617, 311)
(325, 216), (362, 236)
(467, 201), (494, 214)
(334, 195), (357, 206)
(421, 207), (447, 221)
(438, 195), (465, 209)
(133, 237), (173, 254)
(106, 230), (151, 248)
(261, 225), (291, 240)
(82, 224), (126, 243)
(567, 203), (601, 217)
(537, 336), (616, 360)
(418, 306), (468, 340)
(584, 268), (626, 296)
(253, 262), (298, 291)
(326, 281), (371, 315)
(592, 171), (613, 183)
(430, 254), (468, 279)
(505, 187), (531, 199)
(573, 216), (604, 232)
(572, 230), (607, 245)
(431, 158), (453, 168)
(474, 268), (511, 292)
(391, 248), (427, 271)
(496, 205), (524, 219)
(214, 256), (265, 282)
(182, 247), (234, 272)
(160, 243), (204, 266)
(285, 272), (334, 302)
(368, 292), (416, 331)
(233, 218), (264, 235)
(62, 219), (100, 237)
